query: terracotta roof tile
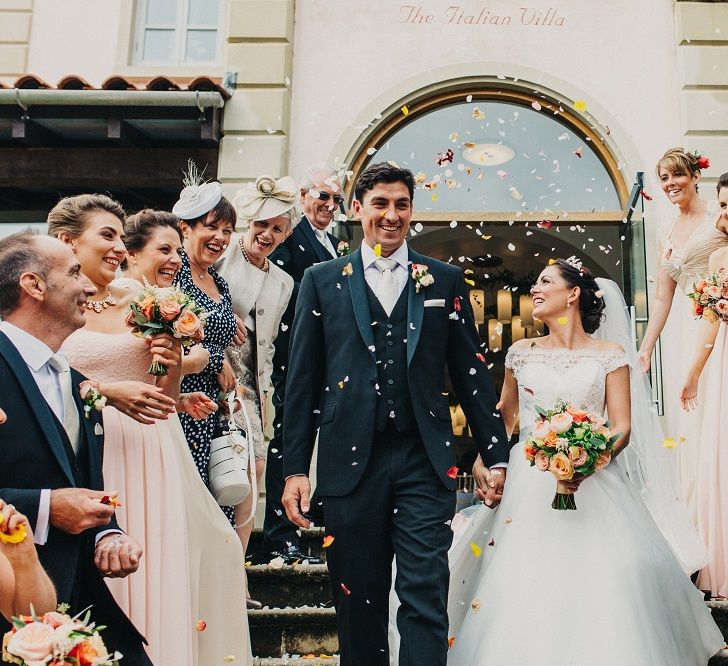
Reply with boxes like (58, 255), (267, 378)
(57, 75), (93, 90)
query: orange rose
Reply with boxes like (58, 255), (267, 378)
(124, 309), (137, 328)
(696, 279), (708, 293)
(173, 310), (202, 338)
(524, 445), (537, 461)
(595, 451), (612, 470)
(566, 405), (588, 423)
(159, 298), (182, 322)
(67, 640), (101, 665)
(543, 431), (559, 448)
(138, 295), (155, 320)
(549, 451), (574, 481)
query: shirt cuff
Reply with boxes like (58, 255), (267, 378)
(284, 474), (308, 481)
(490, 463), (508, 469)
(34, 489), (51, 546)
(95, 529), (124, 546)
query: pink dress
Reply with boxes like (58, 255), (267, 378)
(64, 327), (251, 666)
(696, 322), (728, 597)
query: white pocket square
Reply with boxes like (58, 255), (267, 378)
(424, 299), (446, 308)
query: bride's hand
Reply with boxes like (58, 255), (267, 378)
(680, 372), (699, 412)
(561, 472), (587, 493)
(472, 457), (506, 509)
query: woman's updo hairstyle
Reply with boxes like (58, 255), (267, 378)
(553, 258), (606, 335)
(184, 196), (236, 229)
(122, 209), (183, 269)
(656, 147), (704, 192)
(47, 193), (125, 239)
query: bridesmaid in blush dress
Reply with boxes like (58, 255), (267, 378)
(681, 173), (728, 598)
(48, 198), (251, 666)
(638, 148), (727, 520)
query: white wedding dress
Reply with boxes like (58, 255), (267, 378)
(446, 346), (724, 665)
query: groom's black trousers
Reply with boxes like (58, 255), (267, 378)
(322, 427), (455, 666)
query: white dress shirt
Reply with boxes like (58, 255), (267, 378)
(309, 220), (337, 258)
(361, 240), (410, 299)
(0, 321), (61, 544)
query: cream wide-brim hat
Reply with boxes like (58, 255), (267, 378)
(234, 175), (298, 227)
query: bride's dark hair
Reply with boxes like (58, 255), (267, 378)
(553, 259), (606, 334)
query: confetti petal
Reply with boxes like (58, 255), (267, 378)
(662, 437), (677, 449)
(196, 620), (207, 632)
(447, 466), (459, 479)
(470, 542), (482, 557)
(323, 535), (335, 548)
(573, 99), (587, 112)
(374, 244), (382, 257)
(557, 316), (569, 325)
(340, 582), (352, 596)
(401, 105), (409, 116)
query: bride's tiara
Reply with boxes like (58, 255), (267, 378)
(564, 255), (583, 271)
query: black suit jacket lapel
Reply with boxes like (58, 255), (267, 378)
(406, 249), (425, 366)
(71, 369), (103, 490)
(347, 249), (376, 364)
(299, 216), (334, 263)
(0, 333), (75, 485)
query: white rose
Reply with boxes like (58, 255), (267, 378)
(94, 397), (107, 411)
(419, 274), (434, 287)
(6, 623), (54, 663)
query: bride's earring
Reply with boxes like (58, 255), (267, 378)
(566, 298), (571, 308)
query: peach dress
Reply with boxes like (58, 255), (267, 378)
(64, 324), (251, 666)
(660, 202), (727, 520)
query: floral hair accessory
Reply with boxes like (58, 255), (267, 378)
(411, 263), (434, 292)
(689, 150), (710, 171)
(79, 381), (106, 420)
(337, 240), (351, 257)
(563, 255), (583, 271)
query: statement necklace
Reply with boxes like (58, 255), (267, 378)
(84, 291), (116, 313)
(239, 237), (269, 273)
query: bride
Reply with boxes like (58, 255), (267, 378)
(446, 258), (723, 665)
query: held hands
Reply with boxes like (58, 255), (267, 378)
(472, 457), (507, 509)
(101, 381), (177, 424)
(50, 489), (120, 534)
(0, 501), (35, 560)
(637, 346), (652, 374)
(282, 476), (312, 529)
(183, 344), (211, 375)
(94, 533), (142, 579)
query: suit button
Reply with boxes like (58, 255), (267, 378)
(388, 359), (394, 364)
(388, 399), (394, 405)
(259, 340), (266, 346)
(388, 379), (394, 385)
(387, 341), (393, 346)
(258, 308), (264, 315)
(386, 324), (393, 329)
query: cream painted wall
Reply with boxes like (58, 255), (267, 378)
(289, 0), (682, 250)
(25, 0), (123, 86)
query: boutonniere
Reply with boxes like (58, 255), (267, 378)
(337, 240), (351, 257)
(411, 263), (434, 293)
(79, 380), (107, 420)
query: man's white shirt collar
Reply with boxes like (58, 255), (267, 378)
(361, 241), (409, 271)
(0, 321), (55, 372)
(308, 218), (330, 238)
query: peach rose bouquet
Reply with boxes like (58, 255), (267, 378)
(126, 283), (208, 376)
(2, 607), (121, 665)
(688, 269), (728, 323)
(524, 400), (619, 510)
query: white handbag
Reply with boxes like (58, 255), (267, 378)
(208, 393), (257, 520)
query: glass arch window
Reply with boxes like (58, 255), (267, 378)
(352, 91), (625, 217)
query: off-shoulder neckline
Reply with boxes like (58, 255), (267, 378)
(509, 345), (623, 354)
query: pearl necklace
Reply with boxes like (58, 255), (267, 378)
(239, 237), (269, 273)
(84, 291), (116, 313)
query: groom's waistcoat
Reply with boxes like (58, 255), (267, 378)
(367, 284), (416, 433)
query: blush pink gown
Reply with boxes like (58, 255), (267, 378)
(64, 325), (251, 666)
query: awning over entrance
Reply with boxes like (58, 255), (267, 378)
(0, 74), (228, 211)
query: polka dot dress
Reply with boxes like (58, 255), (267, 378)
(176, 250), (238, 524)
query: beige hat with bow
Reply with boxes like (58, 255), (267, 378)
(234, 175), (298, 225)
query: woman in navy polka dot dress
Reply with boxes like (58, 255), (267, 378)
(175, 196), (239, 525)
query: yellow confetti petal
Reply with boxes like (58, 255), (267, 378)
(431, 193), (438, 202)
(662, 437), (677, 449)
(548, 258), (557, 265)
(338, 381), (345, 389)
(471, 598), (482, 613)
(223, 657), (236, 663)
(470, 542), (482, 557)
(401, 105), (409, 116)
(557, 316), (569, 325)
(574, 99), (587, 112)
(374, 244), (382, 257)
(464, 278), (475, 286)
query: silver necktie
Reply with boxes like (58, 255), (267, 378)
(48, 353), (80, 453)
(374, 257), (398, 316)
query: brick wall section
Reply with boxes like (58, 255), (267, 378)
(675, 1), (728, 189)
(218, 0), (295, 200)
(0, 0), (32, 82)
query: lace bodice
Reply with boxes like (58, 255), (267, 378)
(505, 346), (629, 435)
(63, 328), (155, 384)
(660, 201), (727, 294)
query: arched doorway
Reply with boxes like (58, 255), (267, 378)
(343, 85), (647, 473)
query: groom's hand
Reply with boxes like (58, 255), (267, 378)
(282, 476), (312, 529)
(473, 460), (506, 509)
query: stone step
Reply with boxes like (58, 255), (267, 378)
(248, 527), (327, 564)
(249, 607), (338, 659)
(247, 564), (332, 609)
(710, 600), (728, 637)
(710, 649), (728, 665)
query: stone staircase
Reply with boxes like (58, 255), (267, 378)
(247, 528), (728, 665)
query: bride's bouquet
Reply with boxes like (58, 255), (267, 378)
(126, 283), (207, 376)
(688, 269), (728, 323)
(524, 401), (619, 510)
(2, 607), (121, 665)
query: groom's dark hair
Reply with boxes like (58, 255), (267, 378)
(354, 162), (415, 202)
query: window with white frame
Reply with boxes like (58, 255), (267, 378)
(134, 0), (222, 65)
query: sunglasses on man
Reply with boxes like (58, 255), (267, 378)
(313, 191), (345, 205)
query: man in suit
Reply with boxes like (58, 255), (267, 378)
(0, 232), (151, 663)
(282, 163), (509, 666)
(262, 166), (342, 563)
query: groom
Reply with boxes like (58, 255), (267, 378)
(282, 162), (509, 665)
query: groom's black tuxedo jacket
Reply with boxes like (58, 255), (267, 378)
(0, 332), (143, 643)
(283, 246), (509, 495)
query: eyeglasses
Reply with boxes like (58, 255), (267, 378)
(314, 191), (345, 205)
